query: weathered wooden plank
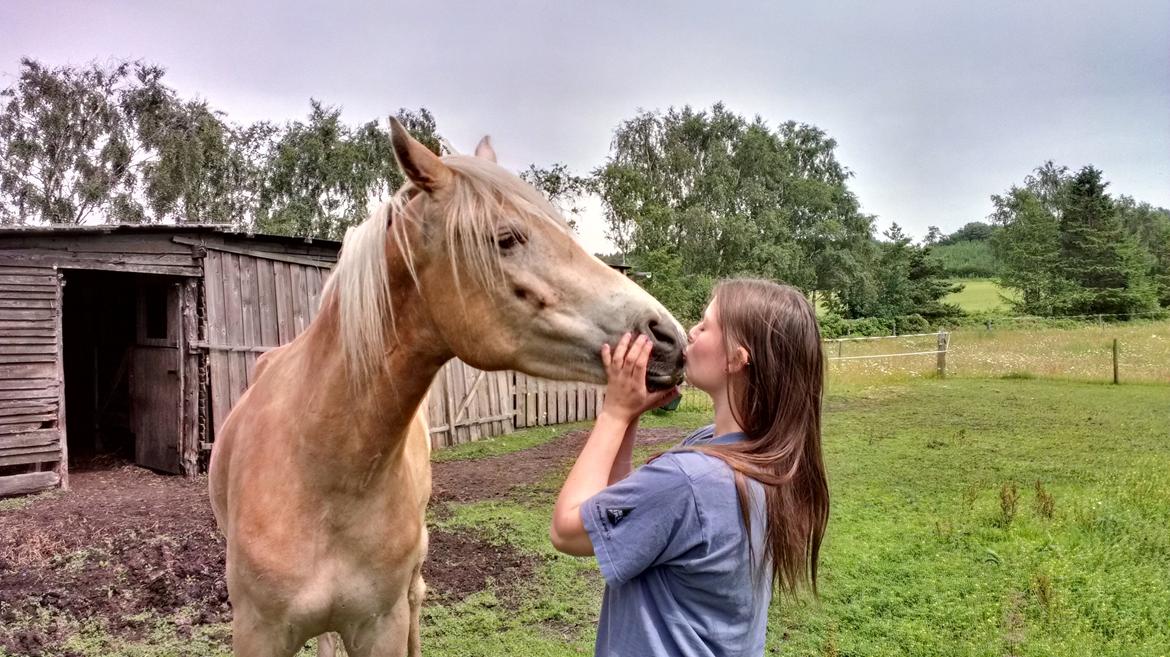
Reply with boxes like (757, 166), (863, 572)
(0, 336), (56, 346)
(445, 362), (460, 446)
(483, 368), (497, 436)
(0, 449), (61, 467)
(0, 378), (56, 390)
(0, 308), (54, 321)
(0, 234), (191, 254)
(0, 429), (58, 449)
(180, 278), (199, 476)
(511, 372), (524, 429)
(0, 354), (55, 365)
(0, 402), (54, 416)
(306, 266), (322, 321)
(0, 320), (55, 332)
(290, 265), (306, 335)
(0, 330), (55, 341)
(0, 471), (59, 497)
(203, 251), (232, 435)
(0, 273), (57, 286)
(0, 387), (57, 402)
(0, 251), (198, 275)
(0, 344), (57, 356)
(0, 363), (54, 380)
(256, 259), (279, 347)
(0, 412), (55, 425)
(172, 237), (337, 269)
(0, 444), (61, 457)
(0, 266), (57, 276)
(222, 254), (247, 408)
(0, 422), (40, 435)
(500, 370), (514, 435)
(240, 255), (261, 376)
(0, 290), (58, 302)
(0, 248), (194, 263)
(53, 272), (67, 489)
(273, 262), (293, 344)
(0, 298), (55, 309)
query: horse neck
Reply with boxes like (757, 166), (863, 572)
(295, 261), (450, 467)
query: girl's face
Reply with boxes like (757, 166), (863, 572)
(684, 299), (730, 393)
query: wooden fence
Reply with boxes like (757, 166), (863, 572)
(425, 365), (603, 449)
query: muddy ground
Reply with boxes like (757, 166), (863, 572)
(0, 427), (685, 655)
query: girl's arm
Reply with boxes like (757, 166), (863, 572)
(550, 334), (679, 556)
(608, 418), (639, 485)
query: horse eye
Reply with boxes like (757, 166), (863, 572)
(496, 230), (527, 251)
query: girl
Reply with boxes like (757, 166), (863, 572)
(550, 278), (830, 657)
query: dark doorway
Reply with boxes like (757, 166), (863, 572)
(62, 271), (185, 473)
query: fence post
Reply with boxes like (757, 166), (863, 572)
(936, 331), (948, 378)
(837, 340), (843, 359)
(1112, 338), (1119, 384)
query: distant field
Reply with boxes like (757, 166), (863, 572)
(945, 278), (1016, 313)
(825, 319), (1170, 385)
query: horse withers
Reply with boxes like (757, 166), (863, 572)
(208, 119), (686, 657)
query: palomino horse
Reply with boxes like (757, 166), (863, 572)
(208, 119), (687, 657)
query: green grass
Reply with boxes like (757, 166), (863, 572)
(9, 379), (1167, 656)
(827, 319), (1170, 384)
(945, 278), (1016, 313)
(417, 378), (1170, 656)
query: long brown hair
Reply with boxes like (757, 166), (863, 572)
(691, 278), (830, 598)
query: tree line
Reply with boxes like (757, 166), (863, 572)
(2, 59), (1166, 327)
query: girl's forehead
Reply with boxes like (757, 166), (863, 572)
(705, 297), (718, 321)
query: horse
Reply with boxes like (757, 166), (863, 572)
(208, 119), (687, 657)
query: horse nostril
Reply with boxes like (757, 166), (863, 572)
(645, 318), (680, 350)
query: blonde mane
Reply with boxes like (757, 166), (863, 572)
(321, 155), (571, 383)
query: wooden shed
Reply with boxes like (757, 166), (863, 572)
(0, 225), (617, 498)
(0, 225), (338, 497)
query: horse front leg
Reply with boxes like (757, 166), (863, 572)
(406, 561), (427, 657)
(230, 595), (306, 657)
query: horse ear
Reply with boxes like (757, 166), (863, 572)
(389, 117), (451, 193)
(474, 135), (497, 162)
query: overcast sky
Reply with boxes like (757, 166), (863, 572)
(3, 0), (1167, 253)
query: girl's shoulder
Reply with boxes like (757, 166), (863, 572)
(679, 424), (716, 447)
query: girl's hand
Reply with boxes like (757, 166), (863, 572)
(600, 333), (681, 423)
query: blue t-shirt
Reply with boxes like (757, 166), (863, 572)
(581, 425), (772, 657)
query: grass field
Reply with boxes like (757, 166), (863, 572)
(421, 378), (1170, 656)
(945, 279), (1016, 313)
(4, 378), (1166, 656)
(825, 319), (1170, 384)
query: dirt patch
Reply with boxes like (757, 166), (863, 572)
(0, 425), (690, 654)
(0, 465), (229, 655)
(432, 427), (686, 503)
(422, 529), (539, 606)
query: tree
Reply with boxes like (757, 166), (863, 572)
(0, 58), (141, 224)
(992, 187), (1067, 314)
(831, 223), (960, 321)
(1056, 167), (1157, 315)
(254, 104), (439, 239)
(519, 163), (592, 230)
(938, 221), (995, 245)
(1115, 196), (1170, 308)
(924, 225), (943, 245)
(593, 104), (873, 318)
(992, 163), (1160, 316)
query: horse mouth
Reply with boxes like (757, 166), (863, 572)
(645, 346), (686, 391)
(646, 367), (685, 391)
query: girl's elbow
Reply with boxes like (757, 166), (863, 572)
(549, 513), (589, 555)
